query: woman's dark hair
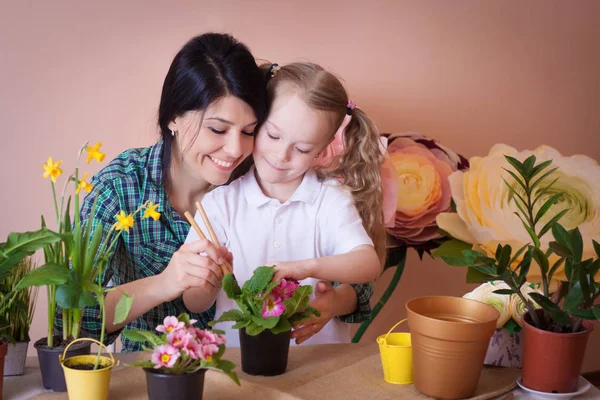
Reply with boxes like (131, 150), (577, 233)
(157, 33), (267, 186)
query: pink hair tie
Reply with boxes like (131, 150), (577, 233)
(346, 100), (356, 115)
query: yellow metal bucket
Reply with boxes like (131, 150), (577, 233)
(377, 318), (413, 384)
(60, 338), (118, 400)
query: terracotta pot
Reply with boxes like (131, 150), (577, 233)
(406, 296), (499, 400)
(522, 309), (593, 393)
(0, 339), (8, 400)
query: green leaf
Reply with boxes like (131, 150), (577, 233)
(529, 293), (570, 325)
(283, 285), (312, 318)
(578, 259), (593, 301)
(466, 266), (495, 283)
(590, 259), (600, 278)
(231, 320), (250, 329)
(529, 159), (553, 181)
(534, 193), (564, 226)
(509, 244), (529, 266)
(126, 361), (155, 368)
(3, 229), (62, 256)
(502, 174), (528, 208)
(522, 155), (536, 178)
(503, 319), (521, 334)
(213, 309), (246, 323)
(497, 245), (512, 274)
(215, 359), (240, 385)
(532, 248), (549, 275)
(515, 213), (540, 248)
(569, 308), (594, 319)
(242, 266), (274, 295)
(122, 329), (163, 346)
(504, 155), (526, 177)
(251, 315), (279, 329)
(569, 228), (583, 263)
(271, 317), (292, 334)
(593, 240), (600, 259)
(592, 305), (600, 321)
(564, 282), (584, 311)
(245, 321), (266, 336)
(518, 247), (534, 282)
(431, 239), (472, 259)
(15, 263), (69, 290)
(548, 257), (566, 283)
(503, 165), (527, 191)
(551, 224), (572, 252)
(83, 222), (104, 279)
(113, 292), (134, 325)
(549, 241), (572, 258)
(538, 209), (568, 239)
(55, 270), (97, 309)
(493, 289), (515, 295)
(222, 273), (242, 299)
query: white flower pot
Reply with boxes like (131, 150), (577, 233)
(4, 341), (29, 376)
(484, 329), (522, 368)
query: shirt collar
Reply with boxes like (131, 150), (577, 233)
(243, 166), (322, 208)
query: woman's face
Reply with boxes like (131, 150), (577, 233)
(170, 95), (258, 187)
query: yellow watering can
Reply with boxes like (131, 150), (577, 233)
(377, 318), (413, 384)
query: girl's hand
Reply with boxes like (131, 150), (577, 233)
(291, 280), (336, 344)
(271, 260), (313, 283)
(161, 239), (233, 300)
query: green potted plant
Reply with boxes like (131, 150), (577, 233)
(211, 266), (320, 376)
(0, 227), (62, 397)
(1, 256), (39, 376)
(123, 313), (239, 400)
(10, 142), (150, 394)
(433, 145), (600, 394)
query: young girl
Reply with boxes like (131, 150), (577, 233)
(184, 62), (386, 346)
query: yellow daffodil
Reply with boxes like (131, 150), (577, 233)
(86, 142), (106, 164)
(115, 210), (134, 232)
(143, 202), (161, 221)
(42, 157), (63, 183)
(75, 172), (93, 194)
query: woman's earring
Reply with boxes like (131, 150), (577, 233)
(170, 129), (176, 137)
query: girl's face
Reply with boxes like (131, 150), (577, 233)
(253, 92), (333, 190)
(170, 95), (258, 187)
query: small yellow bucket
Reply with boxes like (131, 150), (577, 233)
(60, 338), (118, 400)
(377, 318), (413, 384)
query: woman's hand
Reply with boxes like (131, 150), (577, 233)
(161, 239), (233, 301)
(291, 280), (336, 344)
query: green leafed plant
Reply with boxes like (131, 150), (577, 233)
(211, 266), (320, 336)
(433, 154), (600, 332)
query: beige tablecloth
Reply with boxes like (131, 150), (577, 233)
(28, 343), (520, 400)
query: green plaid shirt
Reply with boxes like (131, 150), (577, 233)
(55, 141), (372, 351)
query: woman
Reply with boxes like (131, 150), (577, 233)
(56, 33), (372, 351)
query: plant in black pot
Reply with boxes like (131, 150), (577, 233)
(211, 266), (320, 376)
(433, 146), (600, 394)
(124, 313), (239, 400)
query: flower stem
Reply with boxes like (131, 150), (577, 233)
(51, 182), (60, 226)
(352, 247), (407, 343)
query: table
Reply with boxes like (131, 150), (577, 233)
(4, 343), (599, 399)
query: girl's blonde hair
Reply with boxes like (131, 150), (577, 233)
(261, 62), (386, 266)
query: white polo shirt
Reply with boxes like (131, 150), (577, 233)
(185, 167), (373, 346)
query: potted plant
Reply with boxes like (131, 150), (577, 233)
(123, 313), (239, 400)
(462, 280), (542, 367)
(434, 145), (600, 394)
(10, 142), (150, 394)
(1, 256), (39, 376)
(211, 266), (320, 376)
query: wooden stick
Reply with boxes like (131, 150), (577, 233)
(183, 211), (232, 276)
(195, 201), (220, 247)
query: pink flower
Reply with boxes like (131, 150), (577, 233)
(198, 343), (219, 362)
(151, 344), (180, 369)
(262, 294), (285, 317)
(383, 132), (468, 250)
(272, 279), (299, 300)
(167, 329), (193, 349)
(182, 339), (202, 359)
(191, 328), (227, 346)
(156, 316), (185, 334)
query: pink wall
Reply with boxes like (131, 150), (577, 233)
(1, 1), (598, 371)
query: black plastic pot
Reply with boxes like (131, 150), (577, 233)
(239, 328), (291, 376)
(34, 336), (91, 391)
(144, 368), (206, 400)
